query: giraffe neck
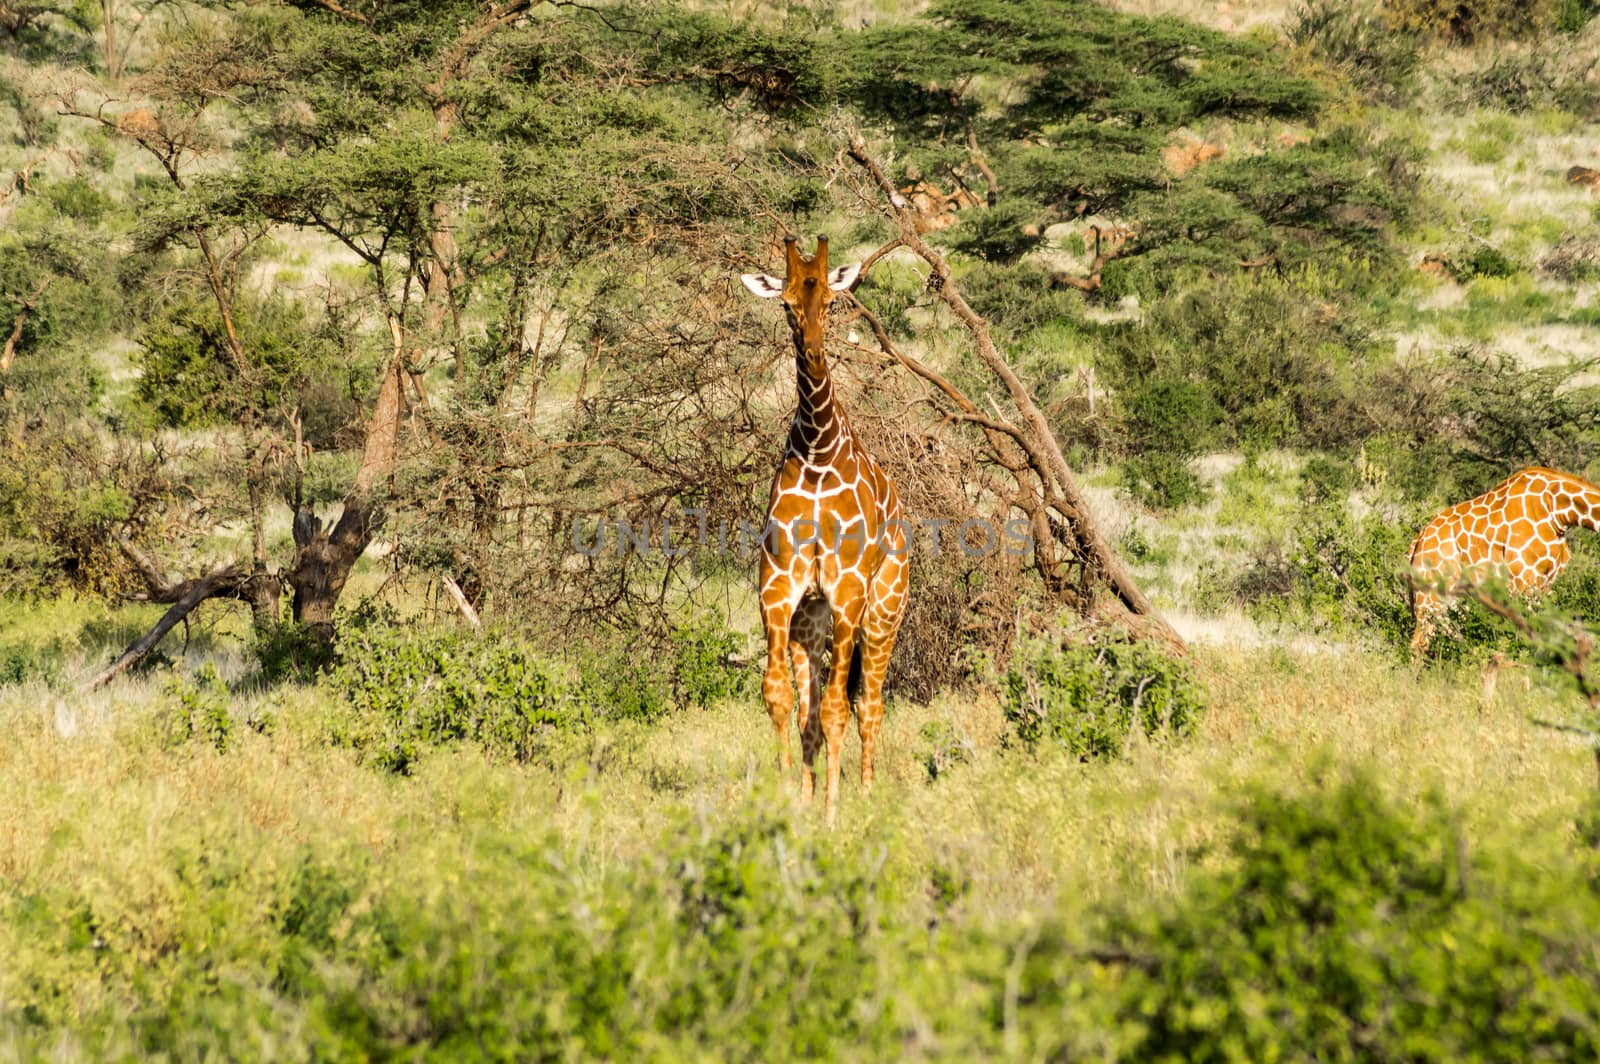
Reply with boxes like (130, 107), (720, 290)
(788, 354), (850, 465)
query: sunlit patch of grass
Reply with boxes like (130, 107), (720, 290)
(1462, 116), (1516, 165)
(1530, 108), (1584, 137)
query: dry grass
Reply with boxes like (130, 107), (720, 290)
(1101, 0), (1295, 33)
(1, 641), (1589, 936)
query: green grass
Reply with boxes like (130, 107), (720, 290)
(3, 612), (1597, 1057)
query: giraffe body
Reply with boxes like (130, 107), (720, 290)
(1408, 466), (1600, 655)
(742, 235), (910, 822)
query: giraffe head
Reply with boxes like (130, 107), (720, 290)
(740, 235), (861, 376)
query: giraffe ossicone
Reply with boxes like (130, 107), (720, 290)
(1408, 465), (1600, 656)
(743, 234), (909, 823)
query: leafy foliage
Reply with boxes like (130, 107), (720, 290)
(1280, 500), (1435, 651)
(0, 798), (918, 1060)
(668, 615), (752, 709)
(914, 719), (975, 782)
(1386, 0), (1589, 41)
(1003, 629), (1205, 759)
(322, 622), (577, 773)
(134, 295), (361, 436)
(10, 757), (1599, 1060)
(1101, 269), (1394, 505)
(152, 664), (262, 752)
(0, 641), (65, 687)
(574, 649), (671, 726)
(1118, 378), (1218, 510)
(0, 427), (170, 598)
(1290, 0), (1424, 104)
(1368, 348), (1600, 504)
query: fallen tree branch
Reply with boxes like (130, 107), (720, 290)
(441, 574), (482, 628)
(87, 563), (243, 689)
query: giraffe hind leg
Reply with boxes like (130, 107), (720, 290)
(1410, 588), (1446, 660)
(855, 559), (909, 795)
(790, 596), (830, 804)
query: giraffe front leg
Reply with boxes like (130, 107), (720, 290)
(762, 603), (797, 773)
(790, 597), (830, 804)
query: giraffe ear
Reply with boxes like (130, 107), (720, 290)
(740, 273), (785, 298)
(827, 262), (861, 292)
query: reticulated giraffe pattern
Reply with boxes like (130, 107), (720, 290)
(740, 234), (910, 822)
(1408, 466), (1600, 655)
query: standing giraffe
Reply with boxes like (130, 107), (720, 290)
(1408, 466), (1600, 656)
(740, 234), (910, 822)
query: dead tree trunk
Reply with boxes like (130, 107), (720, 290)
(285, 335), (406, 641)
(846, 137), (1183, 651)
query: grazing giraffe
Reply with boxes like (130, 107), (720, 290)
(740, 234), (910, 822)
(1408, 466), (1600, 656)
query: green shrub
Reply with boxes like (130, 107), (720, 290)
(1457, 242), (1519, 280)
(669, 616), (752, 709)
(1387, 0), (1570, 41)
(1002, 631), (1205, 760)
(8, 770), (1600, 1060)
(1365, 348), (1600, 506)
(1121, 452), (1209, 511)
(153, 664), (260, 752)
(1091, 769), (1600, 1060)
(1549, 532), (1600, 619)
(251, 622), (334, 683)
(322, 622), (576, 773)
(1101, 270), (1390, 458)
(575, 649), (671, 725)
(134, 295), (362, 444)
(1300, 452), (1355, 504)
(945, 197), (1044, 265)
(957, 261), (1086, 333)
(0, 642), (64, 687)
(0, 801), (918, 1060)
(42, 177), (112, 222)
(1283, 502), (1418, 646)
(1117, 377), (1219, 511)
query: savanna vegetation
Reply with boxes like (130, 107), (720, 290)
(4, 0), (1600, 1057)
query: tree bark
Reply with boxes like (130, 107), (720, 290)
(101, 0), (122, 82)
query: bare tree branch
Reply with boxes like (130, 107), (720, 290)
(846, 135), (1181, 649)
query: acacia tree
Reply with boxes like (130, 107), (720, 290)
(57, 1), (582, 666)
(64, 0), (822, 677)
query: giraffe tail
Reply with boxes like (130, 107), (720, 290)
(1405, 537), (1424, 619)
(846, 639), (864, 707)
